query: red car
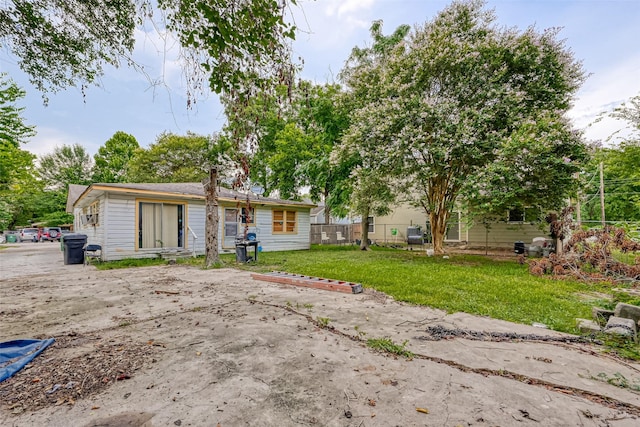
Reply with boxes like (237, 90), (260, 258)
(37, 227), (62, 242)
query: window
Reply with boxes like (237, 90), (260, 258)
(223, 207), (256, 247)
(273, 210), (297, 234)
(508, 208), (525, 223)
(445, 212), (461, 241)
(367, 216), (374, 233)
(82, 201), (100, 225)
(240, 207), (255, 225)
(508, 207), (540, 223)
(138, 202), (185, 249)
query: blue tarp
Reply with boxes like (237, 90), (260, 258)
(0, 339), (55, 383)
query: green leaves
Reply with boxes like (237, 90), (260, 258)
(38, 144), (94, 191)
(339, 0), (586, 253)
(92, 131), (140, 183)
(125, 132), (224, 183)
(1, 0), (136, 97)
(0, 73), (36, 149)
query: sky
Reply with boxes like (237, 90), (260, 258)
(1, 0), (639, 158)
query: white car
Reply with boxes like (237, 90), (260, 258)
(19, 227), (39, 242)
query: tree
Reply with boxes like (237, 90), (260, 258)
(38, 144), (94, 191)
(225, 81), (354, 222)
(465, 114), (588, 222)
(126, 132), (225, 183)
(92, 131), (140, 183)
(0, 73), (36, 148)
(0, 73), (39, 229)
(580, 92), (640, 223)
(581, 142), (640, 222)
(338, 20), (411, 249)
(340, 0), (585, 254)
(608, 92), (640, 137)
(297, 84), (353, 223)
(0, 1), (296, 100)
(349, 168), (395, 249)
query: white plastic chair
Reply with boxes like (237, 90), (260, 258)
(321, 231), (329, 244)
(336, 231), (346, 245)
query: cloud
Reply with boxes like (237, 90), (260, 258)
(323, 0), (376, 18)
(24, 127), (99, 158)
(569, 53), (640, 144)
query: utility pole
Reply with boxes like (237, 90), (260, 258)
(599, 162), (606, 227)
(573, 172), (581, 228)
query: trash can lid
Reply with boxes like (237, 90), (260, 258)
(62, 233), (88, 241)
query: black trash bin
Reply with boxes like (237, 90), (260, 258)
(235, 244), (248, 263)
(63, 233), (88, 265)
(514, 241), (526, 255)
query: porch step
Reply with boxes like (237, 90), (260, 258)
(160, 249), (194, 260)
(251, 271), (363, 294)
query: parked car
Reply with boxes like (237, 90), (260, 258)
(19, 227), (39, 242)
(38, 227), (63, 242)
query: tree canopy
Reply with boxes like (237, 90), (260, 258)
(92, 131), (140, 183)
(582, 92), (640, 223)
(38, 144), (94, 191)
(230, 81), (353, 222)
(126, 132), (222, 183)
(0, 0), (297, 103)
(339, 0), (587, 253)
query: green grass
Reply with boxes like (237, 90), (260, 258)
(95, 245), (615, 334)
(230, 245), (610, 334)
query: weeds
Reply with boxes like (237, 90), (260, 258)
(599, 334), (640, 361)
(593, 372), (640, 393)
(367, 337), (413, 359)
(316, 317), (331, 328)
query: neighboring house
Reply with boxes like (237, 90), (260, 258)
(67, 183), (315, 261)
(366, 202), (548, 249)
(309, 202), (353, 225)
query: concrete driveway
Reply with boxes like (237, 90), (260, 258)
(0, 240), (71, 280)
(1, 243), (640, 426)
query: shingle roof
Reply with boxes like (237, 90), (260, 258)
(74, 182), (315, 208)
(66, 184), (89, 213)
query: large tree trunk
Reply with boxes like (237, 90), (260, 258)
(204, 167), (220, 267)
(429, 210), (449, 255)
(360, 206), (370, 251)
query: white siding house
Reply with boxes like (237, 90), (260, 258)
(68, 183), (315, 261)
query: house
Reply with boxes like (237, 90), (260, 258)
(310, 202), (353, 225)
(67, 183), (315, 261)
(366, 202), (548, 249)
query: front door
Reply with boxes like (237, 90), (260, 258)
(223, 208), (239, 248)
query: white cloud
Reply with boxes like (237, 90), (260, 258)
(24, 127), (99, 158)
(569, 53), (640, 144)
(323, 0), (376, 18)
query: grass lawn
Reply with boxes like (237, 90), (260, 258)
(228, 245), (612, 334)
(96, 245), (615, 334)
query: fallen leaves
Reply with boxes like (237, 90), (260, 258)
(0, 333), (158, 413)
